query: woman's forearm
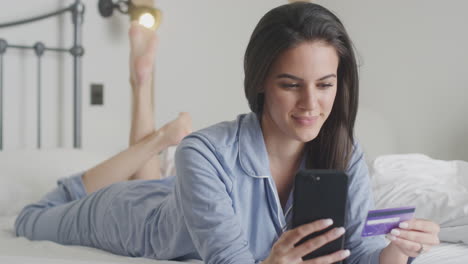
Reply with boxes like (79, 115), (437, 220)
(380, 243), (408, 264)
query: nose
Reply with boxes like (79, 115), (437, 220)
(297, 85), (318, 111)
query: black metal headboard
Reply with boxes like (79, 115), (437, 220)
(0, 0), (85, 149)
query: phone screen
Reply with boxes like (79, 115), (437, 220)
(292, 170), (348, 262)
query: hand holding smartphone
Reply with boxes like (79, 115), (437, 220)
(292, 170), (349, 263)
(262, 219), (350, 264)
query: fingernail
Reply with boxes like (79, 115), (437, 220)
(342, 249), (351, 258)
(399, 222), (409, 229)
(391, 229), (400, 236)
(334, 227), (345, 236)
(386, 235), (397, 241)
(324, 219), (333, 226)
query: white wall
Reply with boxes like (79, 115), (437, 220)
(1, 0), (467, 161)
(316, 0), (468, 161)
(0, 0), (284, 155)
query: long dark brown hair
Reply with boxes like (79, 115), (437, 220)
(244, 2), (359, 170)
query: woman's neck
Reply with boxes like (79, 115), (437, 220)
(260, 112), (305, 165)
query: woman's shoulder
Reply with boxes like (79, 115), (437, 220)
(346, 140), (366, 173)
(350, 141), (364, 161)
(179, 113), (252, 151)
(175, 112), (267, 180)
(174, 113), (256, 183)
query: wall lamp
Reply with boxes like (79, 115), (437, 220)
(98, 0), (161, 30)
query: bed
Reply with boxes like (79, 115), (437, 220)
(1, 147), (468, 263)
(0, 215), (198, 264)
(0, 118), (467, 264)
(0, 149), (200, 264)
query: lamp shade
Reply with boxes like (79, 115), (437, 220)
(98, 0), (162, 30)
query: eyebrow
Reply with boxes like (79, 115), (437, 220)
(276, 73), (337, 81)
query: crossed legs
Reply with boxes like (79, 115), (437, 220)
(15, 21), (192, 247)
(82, 22), (192, 194)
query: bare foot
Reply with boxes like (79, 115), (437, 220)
(158, 112), (193, 148)
(129, 21), (158, 89)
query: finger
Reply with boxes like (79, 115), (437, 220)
(303, 249), (350, 264)
(279, 219), (334, 249)
(387, 236), (431, 258)
(390, 228), (440, 246)
(399, 219), (440, 234)
(290, 227), (345, 259)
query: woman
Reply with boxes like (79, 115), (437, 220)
(15, 3), (440, 264)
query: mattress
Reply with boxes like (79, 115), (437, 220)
(3, 215), (468, 264)
(1, 150), (468, 263)
(0, 216), (201, 264)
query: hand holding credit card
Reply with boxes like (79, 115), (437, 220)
(361, 206), (415, 237)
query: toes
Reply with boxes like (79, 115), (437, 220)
(178, 112), (192, 124)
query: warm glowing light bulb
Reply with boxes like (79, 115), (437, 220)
(138, 13), (155, 29)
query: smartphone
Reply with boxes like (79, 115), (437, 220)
(292, 170), (349, 262)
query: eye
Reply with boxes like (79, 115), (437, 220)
(279, 83), (300, 89)
(318, 83), (334, 89)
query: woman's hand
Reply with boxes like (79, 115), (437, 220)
(385, 218), (440, 258)
(262, 219), (350, 264)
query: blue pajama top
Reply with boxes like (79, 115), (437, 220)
(16, 112), (413, 264)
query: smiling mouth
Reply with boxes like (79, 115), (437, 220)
(292, 115), (320, 126)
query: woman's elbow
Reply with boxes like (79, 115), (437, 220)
(14, 204), (42, 239)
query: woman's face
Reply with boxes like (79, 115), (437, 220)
(261, 41), (339, 143)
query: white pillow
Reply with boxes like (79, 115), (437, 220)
(370, 154), (468, 243)
(0, 149), (109, 216)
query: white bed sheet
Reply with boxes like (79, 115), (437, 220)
(2, 149), (468, 263)
(3, 215), (468, 264)
(0, 216), (201, 264)
(413, 242), (468, 264)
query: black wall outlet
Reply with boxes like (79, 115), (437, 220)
(90, 83), (104, 105)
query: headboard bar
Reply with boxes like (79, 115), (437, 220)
(0, 5), (74, 29)
(72, 1), (84, 149)
(0, 53), (3, 150)
(0, 0), (85, 150)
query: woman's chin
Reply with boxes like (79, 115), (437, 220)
(294, 131), (319, 143)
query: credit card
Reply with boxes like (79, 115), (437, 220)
(361, 206), (415, 237)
